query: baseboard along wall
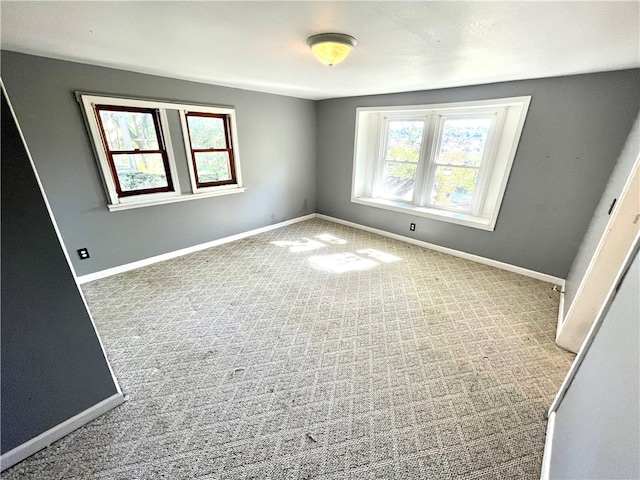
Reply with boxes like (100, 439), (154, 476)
(0, 393), (125, 471)
(317, 214), (565, 287)
(540, 411), (556, 480)
(78, 213), (565, 287)
(77, 214), (317, 284)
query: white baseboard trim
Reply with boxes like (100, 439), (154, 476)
(540, 411), (556, 480)
(0, 392), (125, 471)
(78, 212), (565, 287)
(77, 214), (316, 284)
(317, 214), (566, 286)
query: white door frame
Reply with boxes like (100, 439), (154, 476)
(557, 154), (640, 352)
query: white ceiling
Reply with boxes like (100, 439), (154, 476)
(1, 1), (638, 100)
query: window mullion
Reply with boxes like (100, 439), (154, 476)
(159, 108), (180, 197)
(351, 96), (531, 230)
(418, 115), (440, 207)
(372, 116), (389, 198)
(410, 115), (429, 206)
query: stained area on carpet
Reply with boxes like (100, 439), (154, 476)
(5, 218), (574, 479)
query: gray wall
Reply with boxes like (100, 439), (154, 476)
(548, 247), (639, 479)
(563, 114), (640, 312)
(1, 51), (317, 276)
(2, 50), (637, 281)
(316, 70), (640, 278)
(1, 91), (118, 454)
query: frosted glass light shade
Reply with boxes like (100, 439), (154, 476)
(307, 33), (357, 66)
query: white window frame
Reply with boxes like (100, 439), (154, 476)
(78, 94), (245, 212)
(351, 96), (531, 231)
(373, 114), (430, 203)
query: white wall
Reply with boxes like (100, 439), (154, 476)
(547, 247), (639, 479)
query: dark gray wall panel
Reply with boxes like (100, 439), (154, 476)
(1, 91), (118, 453)
(549, 249), (639, 479)
(563, 114), (639, 312)
(315, 70), (640, 278)
(1, 51), (317, 276)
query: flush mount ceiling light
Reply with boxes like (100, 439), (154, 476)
(307, 33), (357, 66)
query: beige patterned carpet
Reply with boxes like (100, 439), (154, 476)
(4, 218), (574, 479)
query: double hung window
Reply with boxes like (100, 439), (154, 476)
(352, 97), (530, 230)
(182, 112), (237, 190)
(378, 118), (424, 202)
(94, 105), (174, 197)
(79, 94), (244, 211)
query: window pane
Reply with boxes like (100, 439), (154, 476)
(113, 153), (168, 192)
(187, 116), (227, 149)
(99, 110), (159, 151)
(385, 120), (424, 162)
(436, 118), (491, 166)
(430, 166), (478, 211)
(382, 161), (417, 201)
(194, 152), (231, 183)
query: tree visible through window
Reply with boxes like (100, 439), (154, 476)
(381, 120), (424, 201)
(352, 97), (531, 230)
(429, 117), (491, 211)
(184, 112), (236, 188)
(79, 93), (245, 210)
(95, 106), (173, 196)
(377, 114), (494, 214)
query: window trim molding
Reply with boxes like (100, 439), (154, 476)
(178, 108), (243, 194)
(77, 93), (244, 211)
(351, 196), (495, 230)
(351, 96), (531, 231)
(93, 104), (176, 198)
(106, 186), (247, 212)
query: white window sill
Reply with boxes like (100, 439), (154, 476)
(352, 196), (495, 231)
(108, 187), (246, 212)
